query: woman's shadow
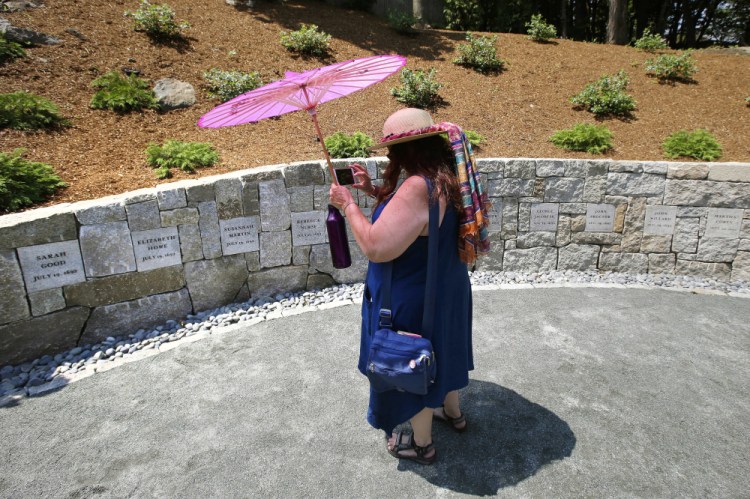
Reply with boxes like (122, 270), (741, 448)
(395, 379), (576, 495)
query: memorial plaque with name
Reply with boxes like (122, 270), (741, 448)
(487, 198), (502, 233)
(17, 239), (86, 293)
(291, 211), (326, 246)
(131, 227), (181, 271)
(530, 203), (559, 232)
(704, 208), (743, 238)
(220, 216), (259, 255)
(585, 204), (615, 232)
(644, 206), (677, 235)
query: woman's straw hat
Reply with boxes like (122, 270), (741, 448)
(367, 108), (447, 150)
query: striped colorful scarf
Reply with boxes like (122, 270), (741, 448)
(380, 122), (492, 265)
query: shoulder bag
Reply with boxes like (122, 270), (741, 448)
(366, 179), (439, 395)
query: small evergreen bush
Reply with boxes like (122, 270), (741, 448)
(203, 68), (262, 102)
(0, 92), (69, 130)
(525, 14), (557, 42)
(0, 149), (67, 212)
(324, 132), (373, 159)
(125, 0), (190, 39)
(390, 68), (443, 109)
(443, 0), (484, 31)
(464, 129), (484, 148)
(0, 35), (26, 63)
(550, 123), (614, 154)
(387, 10), (419, 35)
(146, 140), (219, 178)
(453, 33), (503, 73)
(633, 28), (668, 52)
(280, 24), (331, 57)
(571, 70), (636, 117)
(90, 71), (158, 113)
(662, 129), (722, 161)
(644, 52), (697, 82)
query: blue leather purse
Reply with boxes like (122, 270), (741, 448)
(366, 181), (439, 395)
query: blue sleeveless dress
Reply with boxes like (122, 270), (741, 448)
(357, 180), (474, 435)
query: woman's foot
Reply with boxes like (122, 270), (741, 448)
(386, 431), (437, 465)
(433, 406), (467, 433)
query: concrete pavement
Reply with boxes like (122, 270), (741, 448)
(0, 287), (748, 498)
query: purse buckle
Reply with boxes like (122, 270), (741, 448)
(378, 308), (392, 328)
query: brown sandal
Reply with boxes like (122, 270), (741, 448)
(433, 406), (467, 433)
(386, 430), (437, 465)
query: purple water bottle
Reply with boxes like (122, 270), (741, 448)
(326, 204), (351, 269)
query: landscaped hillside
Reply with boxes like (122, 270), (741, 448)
(1, 0), (749, 207)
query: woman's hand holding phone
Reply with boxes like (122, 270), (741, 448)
(349, 163), (377, 197)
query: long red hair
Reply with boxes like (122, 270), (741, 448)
(376, 135), (462, 211)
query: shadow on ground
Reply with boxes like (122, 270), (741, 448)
(395, 380), (576, 495)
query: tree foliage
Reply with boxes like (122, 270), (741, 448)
(440, 0), (750, 48)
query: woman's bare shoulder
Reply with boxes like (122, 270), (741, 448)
(396, 175), (429, 200)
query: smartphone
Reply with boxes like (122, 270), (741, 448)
(334, 167), (355, 186)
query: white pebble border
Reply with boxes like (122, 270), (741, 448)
(1, 270), (748, 405)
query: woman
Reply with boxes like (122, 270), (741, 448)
(328, 108), (490, 465)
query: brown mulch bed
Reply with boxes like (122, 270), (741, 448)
(1, 0), (749, 209)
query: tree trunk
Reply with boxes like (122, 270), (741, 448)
(607, 0), (629, 44)
(561, 0), (569, 38)
(412, 0), (423, 20)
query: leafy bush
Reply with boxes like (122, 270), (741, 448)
(644, 52), (697, 82)
(633, 28), (668, 52)
(390, 68), (443, 109)
(549, 123), (614, 154)
(464, 129), (484, 148)
(145, 140), (219, 178)
(324, 132), (373, 158)
(0, 92), (69, 130)
(90, 71), (158, 113)
(0, 35), (26, 63)
(0, 149), (66, 212)
(203, 68), (262, 102)
(571, 70), (636, 117)
(525, 14), (557, 42)
(453, 33), (503, 73)
(443, 0), (488, 31)
(280, 24), (331, 57)
(662, 129), (722, 161)
(387, 10), (419, 35)
(124, 0), (190, 39)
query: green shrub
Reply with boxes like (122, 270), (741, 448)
(453, 33), (503, 73)
(90, 71), (158, 112)
(324, 132), (373, 158)
(0, 35), (26, 63)
(644, 52), (697, 82)
(390, 68), (443, 109)
(571, 70), (636, 117)
(124, 0), (190, 39)
(633, 28), (668, 52)
(387, 10), (419, 35)
(662, 129), (722, 161)
(464, 129), (484, 148)
(443, 0), (485, 31)
(203, 68), (262, 102)
(280, 24), (331, 57)
(550, 123), (614, 154)
(145, 140), (219, 178)
(0, 92), (69, 130)
(525, 14), (557, 42)
(746, 96), (750, 106)
(0, 149), (66, 212)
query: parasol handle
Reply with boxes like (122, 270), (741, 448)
(308, 108), (339, 186)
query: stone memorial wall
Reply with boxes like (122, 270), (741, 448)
(1, 158), (749, 365)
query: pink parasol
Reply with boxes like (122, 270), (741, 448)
(198, 54), (407, 183)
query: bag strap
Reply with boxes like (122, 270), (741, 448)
(378, 177), (440, 335)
